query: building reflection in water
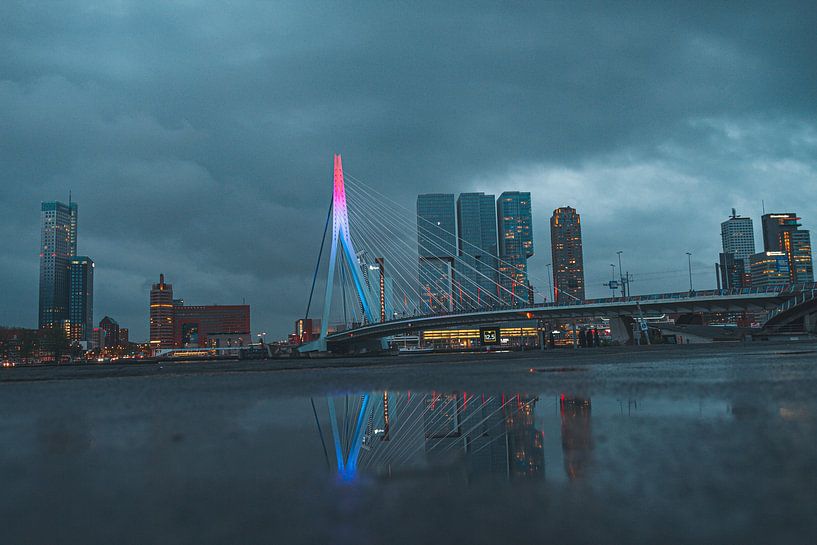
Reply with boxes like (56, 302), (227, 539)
(559, 395), (592, 480)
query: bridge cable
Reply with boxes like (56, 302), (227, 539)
(346, 182), (521, 308)
(345, 173), (553, 303)
(304, 196), (332, 320)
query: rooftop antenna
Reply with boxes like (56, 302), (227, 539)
(762, 199), (765, 215)
(731, 207), (737, 219)
(69, 189), (72, 206)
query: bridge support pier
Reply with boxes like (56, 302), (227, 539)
(609, 315), (634, 345)
(804, 312), (817, 335)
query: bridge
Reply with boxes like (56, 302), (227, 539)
(299, 155), (817, 354)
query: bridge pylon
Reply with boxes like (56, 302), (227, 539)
(300, 155), (383, 353)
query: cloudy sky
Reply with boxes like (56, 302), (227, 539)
(2, 2), (816, 340)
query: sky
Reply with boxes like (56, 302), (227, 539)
(1, 2), (816, 341)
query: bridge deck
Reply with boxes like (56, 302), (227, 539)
(321, 285), (816, 345)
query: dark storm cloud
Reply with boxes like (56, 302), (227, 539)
(1, 1), (816, 338)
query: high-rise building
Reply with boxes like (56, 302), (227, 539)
(749, 251), (790, 287)
(67, 256), (94, 341)
(789, 230), (814, 283)
(417, 194), (457, 312)
(550, 207), (585, 304)
(99, 316), (120, 348)
(456, 193), (498, 309)
(719, 209), (755, 290)
(38, 200), (78, 328)
(721, 209), (755, 262)
(761, 213), (813, 283)
(762, 213), (798, 252)
(149, 274), (175, 349)
(497, 192), (534, 306)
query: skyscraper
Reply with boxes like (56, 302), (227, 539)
(762, 213), (798, 252)
(149, 274), (175, 349)
(417, 194), (457, 312)
(550, 207), (585, 304)
(761, 213), (814, 283)
(497, 191), (534, 306)
(789, 230), (814, 283)
(67, 256), (94, 342)
(38, 200), (78, 328)
(456, 193), (498, 309)
(721, 209), (755, 262)
(719, 209), (755, 289)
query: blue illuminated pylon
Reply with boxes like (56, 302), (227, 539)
(326, 394), (371, 479)
(301, 155), (380, 352)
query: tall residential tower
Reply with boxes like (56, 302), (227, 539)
(38, 200), (78, 328)
(550, 207), (585, 304)
(149, 274), (175, 349)
(67, 256), (94, 341)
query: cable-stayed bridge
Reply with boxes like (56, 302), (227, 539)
(299, 155), (817, 354)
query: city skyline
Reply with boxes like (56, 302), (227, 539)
(2, 3), (816, 339)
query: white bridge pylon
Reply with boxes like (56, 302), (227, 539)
(301, 155), (382, 353)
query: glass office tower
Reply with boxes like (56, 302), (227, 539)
(456, 193), (498, 309)
(497, 191), (534, 306)
(417, 194), (457, 312)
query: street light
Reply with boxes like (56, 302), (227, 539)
(608, 263), (617, 296)
(686, 252), (693, 292)
(616, 251), (625, 297)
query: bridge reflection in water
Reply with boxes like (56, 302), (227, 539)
(312, 392), (751, 484)
(315, 391), (598, 482)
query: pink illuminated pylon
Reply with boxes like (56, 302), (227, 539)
(318, 154), (379, 342)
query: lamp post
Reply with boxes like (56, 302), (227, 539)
(616, 251), (625, 297)
(609, 263), (617, 296)
(686, 252), (693, 292)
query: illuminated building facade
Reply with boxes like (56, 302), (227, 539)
(67, 256), (94, 341)
(456, 192), (498, 309)
(417, 194), (457, 312)
(420, 323), (539, 349)
(761, 213), (813, 283)
(39, 200), (78, 328)
(149, 274), (175, 349)
(749, 251), (790, 287)
(550, 207), (585, 304)
(295, 318), (321, 343)
(497, 191), (534, 306)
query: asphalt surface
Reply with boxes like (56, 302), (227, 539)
(2, 341), (817, 544)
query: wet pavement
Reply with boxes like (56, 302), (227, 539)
(2, 342), (817, 544)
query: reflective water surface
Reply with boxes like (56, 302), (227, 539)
(2, 350), (817, 544)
